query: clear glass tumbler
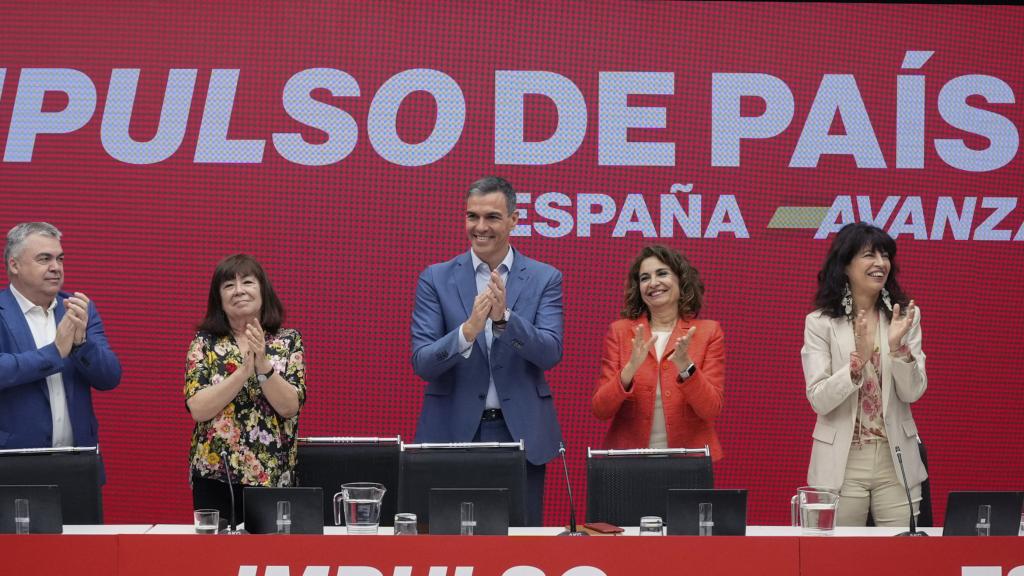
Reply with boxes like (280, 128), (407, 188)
(394, 513), (417, 535)
(639, 516), (663, 536)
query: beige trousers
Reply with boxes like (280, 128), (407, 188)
(836, 440), (922, 527)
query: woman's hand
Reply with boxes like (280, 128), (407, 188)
(888, 300), (916, 355)
(619, 324), (657, 390)
(668, 326), (697, 373)
(245, 320), (272, 375)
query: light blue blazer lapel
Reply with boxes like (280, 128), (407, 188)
(504, 253), (530, 312)
(454, 251), (477, 318)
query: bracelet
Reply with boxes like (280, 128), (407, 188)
(890, 344), (912, 360)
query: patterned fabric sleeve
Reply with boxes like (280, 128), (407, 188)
(183, 332), (212, 402)
(282, 330), (306, 409)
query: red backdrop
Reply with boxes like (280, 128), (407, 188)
(0, 2), (1021, 525)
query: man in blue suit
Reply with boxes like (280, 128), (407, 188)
(411, 176), (563, 526)
(0, 222), (122, 452)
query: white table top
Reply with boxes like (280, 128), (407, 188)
(60, 524), (154, 535)
(142, 524), (945, 536)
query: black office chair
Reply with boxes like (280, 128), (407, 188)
(398, 441), (527, 527)
(295, 437), (401, 526)
(586, 446), (713, 527)
(0, 446), (103, 524)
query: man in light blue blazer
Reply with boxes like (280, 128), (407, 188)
(0, 222), (122, 453)
(411, 177), (563, 526)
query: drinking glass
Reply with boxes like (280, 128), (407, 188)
(394, 513), (417, 535)
(460, 502), (475, 536)
(639, 516), (663, 536)
(276, 500), (292, 534)
(194, 509), (220, 535)
(14, 499), (30, 535)
(976, 504), (991, 537)
(698, 502), (714, 536)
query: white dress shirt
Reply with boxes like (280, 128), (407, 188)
(10, 285), (73, 447)
(457, 246), (514, 409)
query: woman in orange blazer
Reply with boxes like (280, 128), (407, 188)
(592, 245), (725, 461)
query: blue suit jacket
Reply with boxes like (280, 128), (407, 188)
(411, 250), (564, 465)
(0, 287), (122, 450)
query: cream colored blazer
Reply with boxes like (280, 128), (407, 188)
(801, 307), (928, 490)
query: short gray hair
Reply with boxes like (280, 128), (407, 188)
(5, 222), (62, 270)
(466, 176), (516, 214)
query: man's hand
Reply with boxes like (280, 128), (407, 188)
(462, 292), (493, 342)
(64, 292), (90, 345)
(55, 294), (89, 357)
(487, 271), (507, 322)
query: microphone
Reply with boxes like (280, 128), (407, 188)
(893, 446), (928, 537)
(557, 443), (588, 536)
(219, 451), (248, 535)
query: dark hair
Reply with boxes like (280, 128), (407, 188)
(621, 244), (704, 320)
(466, 176), (516, 214)
(197, 254), (285, 336)
(814, 223), (910, 320)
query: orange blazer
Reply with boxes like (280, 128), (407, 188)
(592, 316), (725, 461)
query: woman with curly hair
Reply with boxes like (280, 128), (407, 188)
(592, 245), (724, 461)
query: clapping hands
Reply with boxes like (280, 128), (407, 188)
(243, 320), (272, 376)
(887, 300), (916, 352)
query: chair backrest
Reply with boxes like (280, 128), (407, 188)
(586, 447), (713, 526)
(0, 447), (102, 524)
(398, 442), (527, 527)
(295, 437), (400, 526)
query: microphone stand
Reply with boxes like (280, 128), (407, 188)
(557, 443), (588, 536)
(893, 446), (928, 537)
(220, 451), (248, 534)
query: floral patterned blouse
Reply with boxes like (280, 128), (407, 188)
(853, 339), (886, 445)
(184, 328), (306, 487)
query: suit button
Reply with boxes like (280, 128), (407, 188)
(665, 391), (671, 397)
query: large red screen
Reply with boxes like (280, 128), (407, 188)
(1, 2), (1021, 525)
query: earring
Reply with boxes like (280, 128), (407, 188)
(842, 283), (853, 317)
(881, 287), (893, 312)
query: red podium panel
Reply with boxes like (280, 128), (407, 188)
(800, 537), (1024, 576)
(117, 535), (799, 576)
(1, 535), (117, 576)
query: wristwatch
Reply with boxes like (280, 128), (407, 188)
(256, 368), (275, 383)
(677, 363), (696, 382)
(492, 308), (511, 326)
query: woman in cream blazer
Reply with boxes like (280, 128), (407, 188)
(801, 223), (927, 527)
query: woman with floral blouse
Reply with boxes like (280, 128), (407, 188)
(184, 254), (306, 525)
(802, 223), (927, 527)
